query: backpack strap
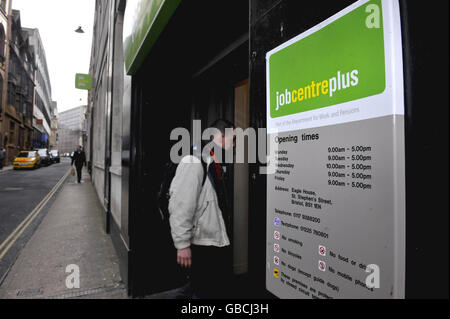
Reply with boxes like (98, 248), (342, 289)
(201, 158), (208, 186)
(190, 145), (209, 187)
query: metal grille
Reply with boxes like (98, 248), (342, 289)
(45, 284), (125, 299)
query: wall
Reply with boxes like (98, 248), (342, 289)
(88, 0), (129, 289)
(90, 0), (111, 210)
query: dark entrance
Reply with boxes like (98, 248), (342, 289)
(129, 0), (250, 297)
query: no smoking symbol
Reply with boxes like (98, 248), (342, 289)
(274, 231), (280, 240)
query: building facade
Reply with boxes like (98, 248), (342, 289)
(57, 105), (86, 154)
(24, 28), (53, 150)
(88, 0), (126, 284)
(0, 0), (11, 150)
(88, 0), (448, 299)
(1, 9), (35, 164)
(49, 100), (58, 150)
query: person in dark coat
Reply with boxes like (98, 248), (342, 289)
(0, 147), (5, 170)
(71, 146), (87, 183)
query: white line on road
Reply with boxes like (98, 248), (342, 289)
(0, 169), (71, 261)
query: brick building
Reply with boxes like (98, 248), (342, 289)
(0, 9), (35, 164)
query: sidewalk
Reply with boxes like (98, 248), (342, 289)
(0, 168), (128, 299)
(0, 165), (13, 174)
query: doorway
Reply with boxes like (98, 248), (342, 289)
(189, 40), (250, 296)
(129, 1), (250, 297)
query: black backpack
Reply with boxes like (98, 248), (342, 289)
(157, 152), (208, 225)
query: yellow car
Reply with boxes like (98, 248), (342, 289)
(13, 151), (41, 169)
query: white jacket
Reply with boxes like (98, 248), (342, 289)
(168, 155), (230, 250)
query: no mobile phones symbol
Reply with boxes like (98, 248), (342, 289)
(318, 260), (326, 272)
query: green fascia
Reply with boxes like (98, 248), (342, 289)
(125, 0), (181, 75)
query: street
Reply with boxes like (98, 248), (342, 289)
(0, 158), (71, 283)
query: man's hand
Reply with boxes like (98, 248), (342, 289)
(177, 247), (192, 268)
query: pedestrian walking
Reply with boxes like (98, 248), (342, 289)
(168, 119), (235, 299)
(0, 146), (6, 170)
(71, 146), (87, 183)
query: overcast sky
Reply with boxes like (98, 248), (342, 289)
(12, 0), (95, 113)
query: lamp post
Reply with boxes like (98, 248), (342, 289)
(75, 26), (85, 34)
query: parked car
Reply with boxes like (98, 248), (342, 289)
(13, 151), (41, 169)
(50, 150), (60, 163)
(37, 148), (52, 166)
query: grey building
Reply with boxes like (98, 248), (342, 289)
(49, 100), (58, 150)
(23, 28), (53, 149)
(87, 0), (127, 291)
(57, 105), (86, 154)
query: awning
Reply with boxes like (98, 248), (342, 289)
(123, 0), (181, 75)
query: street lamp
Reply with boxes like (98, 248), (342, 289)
(75, 26), (85, 34)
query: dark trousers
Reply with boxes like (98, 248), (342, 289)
(75, 165), (83, 183)
(0, 159), (3, 169)
(190, 245), (232, 299)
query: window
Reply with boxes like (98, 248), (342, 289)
(9, 121), (15, 145)
(0, 24), (5, 60)
(7, 82), (14, 106)
(0, 74), (3, 107)
(18, 152), (36, 158)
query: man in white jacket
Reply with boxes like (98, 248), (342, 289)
(169, 119), (235, 298)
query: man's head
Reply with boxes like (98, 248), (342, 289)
(77, 145), (82, 151)
(210, 119), (235, 151)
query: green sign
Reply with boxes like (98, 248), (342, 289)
(123, 0), (181, 75)
(267, 0), (386, 119)
(75, 73), (92, 90)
